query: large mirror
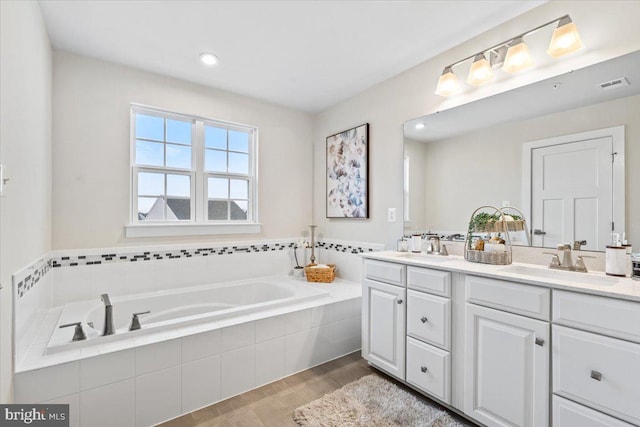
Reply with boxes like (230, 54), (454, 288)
(404, 50), (640, 251)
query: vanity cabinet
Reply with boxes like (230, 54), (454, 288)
(362, 260), (406, 379)
(405, 266), (452, 404)
(552, 290), (640, 426)
(362, 253), (640, 427)
(464, 275), (550, 427)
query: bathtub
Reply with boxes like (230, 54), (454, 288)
(47, 277), (329, 353)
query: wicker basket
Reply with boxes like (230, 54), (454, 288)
(464, 249), (511, 265)
(472, 219), (526, 233)
(305, 264), (336, 283)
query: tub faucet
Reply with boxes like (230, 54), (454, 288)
(101, 293), (115, 336)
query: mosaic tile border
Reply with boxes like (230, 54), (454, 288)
(51, 242), (296, 268)
(50, 241), (376, 268)
(15, 240), (378, 299)
(15, 259), (52, 299)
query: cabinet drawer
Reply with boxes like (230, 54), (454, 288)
(553, 290), (640, 343)
(406, 337), (450, 404)
(407, 266), (451, 297)
(466, 275), (550, 320)
(553, 325), (640, 425)
(407, 290), (450, 350)
(553, 395), (634, 427)
(364, 260), (405, 286)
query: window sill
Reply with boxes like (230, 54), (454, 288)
(125, 222), (262, 238)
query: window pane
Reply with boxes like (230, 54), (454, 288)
(208, 200), (228, 220)
(228, 152), (248, 174)
(166, 144), (191, 169)
(205, 126), (226, 149)
(166, 119), (191, 145)
(205, 149), (226, 172)
(138, 172), (164, 196)
(230, 179), (248, 199)
(167, 174), (190, 197)
(229, 130), (249, 152)
(166, 198), (190, 220)
(136, 114), (164, 141)
(138, 197), (164, 221)
(231, 200), (248, 220)
(208, 177), (228, 198)
(135, 140), (164, 167)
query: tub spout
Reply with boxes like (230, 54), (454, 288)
(101, 293), (115, 336)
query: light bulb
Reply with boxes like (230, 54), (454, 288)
(502, 38), (534, 73)
(548, 16), (584, 58)
(435, 67), (459, 97)
(467, 53), (493, 86)
(199, 52), (219, 66)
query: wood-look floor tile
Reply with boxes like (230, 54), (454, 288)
(159, 351), (372, 427)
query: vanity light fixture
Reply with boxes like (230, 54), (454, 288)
(199, 52), (219, 66)
(415, 123), (425, 130)
(467, 53), (493, 85)
(435, 14), (584, 97)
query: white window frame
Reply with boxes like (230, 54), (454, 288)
(126, 104), (260, 238)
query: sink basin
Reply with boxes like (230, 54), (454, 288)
(498, 265), (619, 286)
(391, 252), (454, 262)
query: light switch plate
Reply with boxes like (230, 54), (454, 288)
(387, 208), (397, 222)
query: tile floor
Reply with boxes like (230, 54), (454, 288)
(160, 351), (474, 427)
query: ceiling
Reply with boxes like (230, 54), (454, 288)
(38, 0), (545, 113)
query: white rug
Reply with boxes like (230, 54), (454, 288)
(293, 374), (471, 427)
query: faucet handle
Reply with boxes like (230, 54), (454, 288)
(129, 311), (151, 331)
(575, 255), (594, 272)
(543, 252), (561, 267)
(59, 322), (87, 341)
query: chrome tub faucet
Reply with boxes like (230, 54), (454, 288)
(101, 293), (115, 336)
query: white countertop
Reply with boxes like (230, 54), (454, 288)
(362, 251), (640, 302)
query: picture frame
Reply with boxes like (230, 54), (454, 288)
(326, 123), (369, 218)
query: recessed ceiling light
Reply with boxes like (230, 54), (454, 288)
(199, 52), (219, 66)
(415, 123), (425, 130)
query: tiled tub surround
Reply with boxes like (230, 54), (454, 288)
(12, 238), (376, 427)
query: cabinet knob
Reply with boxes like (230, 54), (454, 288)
(535, 337), (544, 346)
(420, 316), (428, 323)
(397, 299), (403, 305)
(590, 370), (602, 381)
(420, 366), (428, 373)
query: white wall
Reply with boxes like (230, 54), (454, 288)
(313, 1), (640, 250)
(52, 52), (314, 250)
(0, 1), (53, 402)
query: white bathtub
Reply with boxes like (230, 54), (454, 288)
(47, 277), (329, 353)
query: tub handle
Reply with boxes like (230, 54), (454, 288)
(129, 311), (151, 331)
(59, 322), (87, 341)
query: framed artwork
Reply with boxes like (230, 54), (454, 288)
(326, 123), (369, 218)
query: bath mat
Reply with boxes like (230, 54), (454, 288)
(293, 374), (471, 427)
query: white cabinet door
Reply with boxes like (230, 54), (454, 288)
(465, 303), (549, 427)
(362, 278), (406, 379)
(553, 325), (640, 425)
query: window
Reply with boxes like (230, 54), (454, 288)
(128, 105), (258, 237)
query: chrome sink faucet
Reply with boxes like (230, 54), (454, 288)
(544, 243), (591, 272)
(101, 293), (115, 336)
(557, 243), (573, 268)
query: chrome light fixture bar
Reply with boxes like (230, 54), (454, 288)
(435, 14), (583, 96)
